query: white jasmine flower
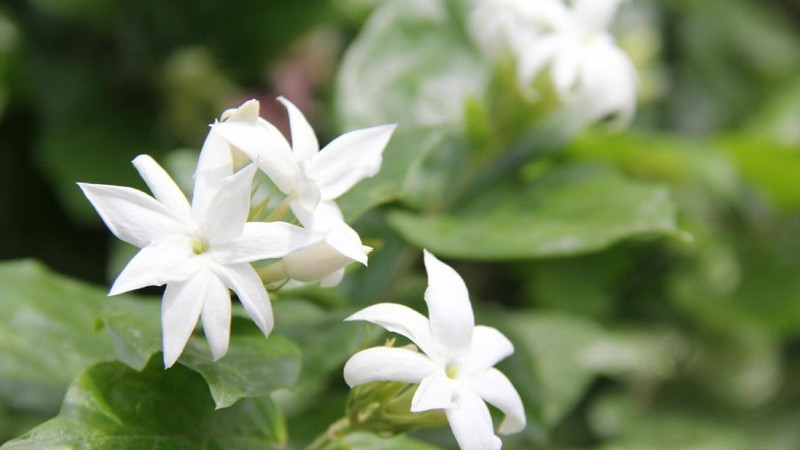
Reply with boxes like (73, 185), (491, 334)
(211, 97), (396, 222)
(211, 98), (394, 285)
(79, 150), (316, 367)
(471, 0), (637, 127)
(343, 250), (526, 450)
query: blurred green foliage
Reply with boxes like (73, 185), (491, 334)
(2, 0), (800, 449)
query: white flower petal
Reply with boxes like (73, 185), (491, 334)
(213, 221), (318, 264)
(572, 0), (626, 33)
(515, 35), (560, 90)
(445, 388), (502, 450)
(577, 39), (637, 127)
(281, 220), (369, 282)
(290, 163), (322, 213)
(200, 273), (232, 361)
(411, 374), (457, 412)
(211, 119), (296, 194)
(281, 239), (362, 283)
(470, 368), (526, 435)
(193, 130), (234, 216)
(214, 263), (274, 336)
(161, 272), (208, 368)
(291, 199), (344, 232)
(277, 96), (319, 161)
(109, 236), (199, 295)
(466, 325), (515, 370)
(343, 347), (437, 387)
(199, 164), (257, 244)
(221, 99), (260, 123)
(324, 221), (370, 265)
(319, 268), (345, 287)
(78, 183), (186, 248)
(423, 250), (474, 356)
(311, 124), (396, 200)
(551, 41), (582, 96)
(345, 303), (438, 359)
(132, 155), (191, 222)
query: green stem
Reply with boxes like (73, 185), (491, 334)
(304, 417), (351, 450)
(265, 197), (291, 222)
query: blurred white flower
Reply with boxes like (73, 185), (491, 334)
(80, 151), (315, 368)
(470, 0), (638, 127)
(343, 250), (525, 450)
(212, 98), (395, 286)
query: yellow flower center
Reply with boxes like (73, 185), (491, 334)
(191, 237), (209, 255)
(446, 364), (460, 380)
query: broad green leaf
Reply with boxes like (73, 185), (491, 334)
(718, 135), (800, 211)
(0, 260), (116, 412)
(2, 359), (287, 449)
(338, 125), (452, 221)
(179, 334), (301, 410)
(271, 300), (374, 415)
(100, 300), (303, 409)
(501, 311), (683, 428)
(0, 403), (49, 445)
(98, 297), (161, 371)
(388, 165), (685, 260)
(335, 0), (485, 129)
(565, 131), (740, 201)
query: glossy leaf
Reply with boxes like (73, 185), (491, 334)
(335, 0), (485, 129)
(338, 125), (452, 221)
(100, 301), (302, 410)
(388, 165), (685, 260)
(0, 260), (117, 412)
(2, 359), (287, 449)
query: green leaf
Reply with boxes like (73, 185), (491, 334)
(0, 260), (116, 412)
(501, 311), (683, 428)
(719, 134), (800, 211)
(0, 403), (50, 444)
(179, 334), (302, 410)
(338, 125), (452, 221)
(565, 131), (740, 201)
(271, 300), (373, 415)
(2, 359), (287, 449)
(388, 165), (685, 260)
(335, 0), (485, 129)
(747, 77), (800, 146)
(99, 300), (302, 409)
(98, 297), (161, 371)
(324, 432), (443, 450)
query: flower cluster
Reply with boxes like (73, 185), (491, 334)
(470, 0), (637, 127)
(344, 250), (526, 449)
(80, 98), (395, 367)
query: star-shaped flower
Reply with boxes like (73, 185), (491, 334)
(79, 134), (316, 367)
(343, 250), (525, 450)
(211, 97), (395, 223)
(471, 0), (637, 127)
(211, 98), (394, 285)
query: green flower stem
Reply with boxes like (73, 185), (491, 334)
(265, 197), (291, 222)
(305, 417), (351, 450)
